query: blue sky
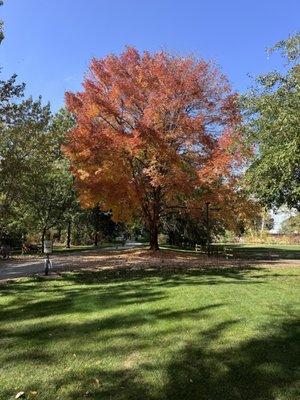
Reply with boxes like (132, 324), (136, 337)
(1, 0), (299, 229)
(1, 0), (299, 111)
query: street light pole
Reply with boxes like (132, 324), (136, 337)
(205, 201), (211, 255)
(204, 202), (221, 256)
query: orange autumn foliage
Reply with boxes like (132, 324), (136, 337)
(65, 47), (251, 249)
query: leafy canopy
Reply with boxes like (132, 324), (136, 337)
(0, 1), (4, 44)
(65, 48), (252, 248)
(242, 33), (300, 211)
(280, 212), (300, 234)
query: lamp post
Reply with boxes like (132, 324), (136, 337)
(44, 240), (53, 275)
(205, 202), (220, 256)
(205, 202), (211, 255)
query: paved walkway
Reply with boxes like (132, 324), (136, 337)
(0, 242), (143, 281)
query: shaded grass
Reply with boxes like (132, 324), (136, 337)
(0, 264), (299, 399)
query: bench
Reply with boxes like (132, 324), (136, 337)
(22, 243), (40, 254)
(114, 237), (126, 249)
(0, 244), (11, 260)
(195, 244), (234, 259)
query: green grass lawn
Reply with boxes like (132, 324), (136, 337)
(162, 243), (300, 260)
(0, 265), (299, 400)
(217, 243), (300, 260)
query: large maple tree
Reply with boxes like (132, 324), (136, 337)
(65, 48), (246, 250)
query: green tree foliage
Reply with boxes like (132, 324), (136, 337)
(18, 109), (77, 244)
(280, 213), (300, 234)
(88, 205), (117, 246)
(21, 159), (74, 244)
(0, 7), (75, 244)
(0, 93), (76, 243)
(242, 33), (300, 211)
(0, 94), (51, 208)
(247, 209), (274, 233)
(162, 211), (225, 247)
(0, 2), (108, 247)
(0, 1), (4, 44)
(0, 73), (51, 236)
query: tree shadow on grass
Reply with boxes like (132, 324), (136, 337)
(0, 302), (227, 399)
(5, 314), (297, 400)
(0, 264), (290, 325)
(2, 349), (54, 365)
(1, 303), (225, 345)
(67, 316), (300, 399)
(65, 264), (268, 286)
(0, 286), (167, 322)
(164, 316), (300, 400)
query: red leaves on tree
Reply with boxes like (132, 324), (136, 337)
(64, 47), (246, 249)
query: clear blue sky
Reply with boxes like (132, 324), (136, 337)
(1, 0), (299, 230)
(1, 0), (299, 111)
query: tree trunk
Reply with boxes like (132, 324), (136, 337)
(66, 220), (71, 248)
(94, 232), (98, 247)
(57, 227), (62, 242)
(260, 215), (265, 237)
(149, 223), (159, 251)
(148, 190), (161, 251)
(41, 227), (47, 250)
